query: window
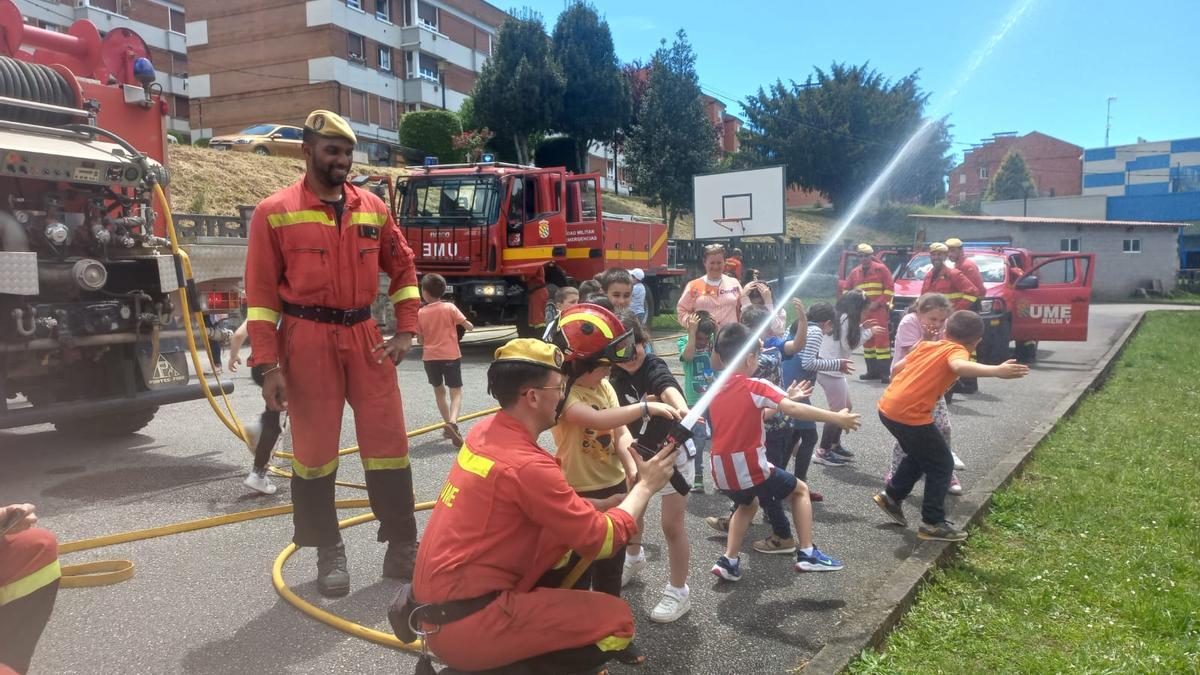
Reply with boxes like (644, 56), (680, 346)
(89, 0), (123, 15)
(277, 127), (303, 140)
(170, 52), (188, 77)
(418, 53), (440, 81)
(1122, 238), (1141, 253)
(169, 9), (185, 34)
(346, 0), (362, 10)
(979, 166), (989, 180)
(378, 46), (392, 73)
(376, 0), (392, 22)
(347, 33), (365, 63)
(172, 95), (190, 120)
(379, 99), (397, 130)
(349, 89), (368, 122)
(1060, 238), (1080, 252)
(958, 173), (966, 185)
(417, 0), (438, 29)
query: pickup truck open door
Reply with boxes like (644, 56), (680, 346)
(1011, 253), (1096, 342)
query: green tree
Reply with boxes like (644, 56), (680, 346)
(985, 150), (1039, 201)
(740, 63), (940, 209)
(471, 10), (563, 165)
(551, 2), (630, 171)
(399, 110), (463, 163)
(624, 30), (718, 236)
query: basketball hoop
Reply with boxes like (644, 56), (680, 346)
(712, 217), (745, 234)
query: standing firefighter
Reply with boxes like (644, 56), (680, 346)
(244, 110), (421, 596)
(842, 244), (895, 382)
(921, 242), (980, 312)
(945, 238), (984, 305)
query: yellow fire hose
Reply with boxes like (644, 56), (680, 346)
(56, 186), (679, 653)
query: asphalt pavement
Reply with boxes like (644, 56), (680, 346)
(0, 305), (1161, 674)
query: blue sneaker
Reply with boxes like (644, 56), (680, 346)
(795, 546), (844, 572)
(813, 449), (849, 466)
(711, 555), (743, 581)
(829, 444), (855, 460)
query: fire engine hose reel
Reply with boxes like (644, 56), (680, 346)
(0, 55), (76, 126)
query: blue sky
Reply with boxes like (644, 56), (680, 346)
(518, 0), (1196, 161)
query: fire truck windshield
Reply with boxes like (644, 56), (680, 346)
(401, 176), (501, 227)
(899, 253), (1006, 283)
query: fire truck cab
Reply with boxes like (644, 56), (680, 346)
(397, 163), (680, 335)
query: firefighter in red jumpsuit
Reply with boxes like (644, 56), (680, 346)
(945, 238), (985, 307)
(921, 242), (980, 311)
(404, 336), (677, 673)
(841, 243), (895, 382)
(244, 110), (421, 596)
(0, 504), (59, 675)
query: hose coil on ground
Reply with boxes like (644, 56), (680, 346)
(0, 55), (76, 126)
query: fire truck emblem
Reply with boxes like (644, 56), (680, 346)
(1016, 299), (1073, 324)
(538, 219), (550, 239)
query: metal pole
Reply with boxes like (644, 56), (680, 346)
(1105, 96), (1117, 147)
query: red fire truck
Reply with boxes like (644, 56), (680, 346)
(395, 163), (683, 335)
(0, 1), (231, 434)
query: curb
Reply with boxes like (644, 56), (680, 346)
(800, 310), (1149, 674)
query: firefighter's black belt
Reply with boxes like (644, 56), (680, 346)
(416, 590), (499, 626)
(282, 302), (372, 326)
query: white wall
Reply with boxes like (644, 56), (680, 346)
(982, 194), (1107, 219)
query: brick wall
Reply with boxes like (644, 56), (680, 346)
(949, 132), (1082, 205)
(126, 0), (169, 30)
(442, 63), (476, 96)
(195, 82), (339, 134)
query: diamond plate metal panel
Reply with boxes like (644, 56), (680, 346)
(156, 254), (180, 293)
(0, 252), (38, 295)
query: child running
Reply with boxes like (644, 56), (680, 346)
(872, 310), (1029, 541)
(884, 292), (966, 495)
(678, 310), (718, 491)
(228, 319), (281, 495)
(799, 303), (856, 467)
(708, 322), (861, 581)
(417, 273), (474, 446)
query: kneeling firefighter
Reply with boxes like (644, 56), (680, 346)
(393, 330), (679, 674)
(244, 110), (422, 596)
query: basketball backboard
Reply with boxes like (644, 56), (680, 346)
(692, 166), (786, 240)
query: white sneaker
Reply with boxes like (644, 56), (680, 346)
(621, 555), (647, 588)
(952, 452), (965, 470)
(242, 419), (263, 453)
(244, 470), (277, 495)
(649, 586), (691, 623)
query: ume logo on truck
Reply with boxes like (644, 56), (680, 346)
(423, 242), (459, 258)
(1016, 299), (1072, 324)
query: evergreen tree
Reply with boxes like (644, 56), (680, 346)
(985, 150), (1039, 201)
(552, 2), (630, 170)
(624, 31), (718, 236)
(471, 10), (563, 165)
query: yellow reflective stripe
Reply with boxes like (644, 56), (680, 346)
(605, 249), (649, 261)
(363, 456), (411, 471)
(557, 311), (614, 339)
(551, 550), (572, 570)
(565, 247), (591, 259)
(874, 348), (893, 358)
(390, 286), (420, 303)
(883, 289), (895, 296)
(650, 230), (668, 257)
(247, 307), (280, 323)
(597, 515), (616, 559)
(501, 246), (555, 261)
(0, 558), (61, 605)
(291, 456), (339, 479)
(596, 634), (632, 652)
(457, 445), (495, 479)
(350, 211), (388, 226)
(943, 293), (964, 300)
(267, 210), (335, 228)
(855, 282), (883, 290)
(861, 290), (886, 297)
(961, 294), (978, 302)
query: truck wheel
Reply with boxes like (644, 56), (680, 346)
(54, 407), (158, 437)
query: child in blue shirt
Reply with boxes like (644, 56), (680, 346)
(678, 310), (717, 490)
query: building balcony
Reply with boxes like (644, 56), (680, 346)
(401, 77), (466, 111)
(399, 24), (485, 72)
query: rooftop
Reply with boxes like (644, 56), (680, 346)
(908, 214), (1187, 229)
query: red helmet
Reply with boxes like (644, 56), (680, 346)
(550, 303), (635, 364)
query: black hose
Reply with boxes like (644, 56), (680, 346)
(0, 56), (76, 126)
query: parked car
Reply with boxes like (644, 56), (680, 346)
(208, 124), (304, 157)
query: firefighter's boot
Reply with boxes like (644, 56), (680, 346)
(858, 358), (877, 381)
(365, 466), (419, 580)
(878, 358), (893, 384)
(316, 542), (350, 597)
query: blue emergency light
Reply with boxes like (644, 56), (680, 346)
(424, 156), (438, 166)
(480, 153), (495, 163)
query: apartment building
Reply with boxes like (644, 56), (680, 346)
(15, 0), (191, 134)
(947, 131), (1082, 206)
(187, 0), (505, 165)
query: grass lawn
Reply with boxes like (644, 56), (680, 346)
(850, 311), (1200, 674)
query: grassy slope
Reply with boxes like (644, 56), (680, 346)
(851, 311), (1200, 674)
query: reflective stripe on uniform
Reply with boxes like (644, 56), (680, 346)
(267, 210), (335, 228)
(961, 294), (978, 303)
(874, 348), (892, 358)
(855, 282), (882, 290)
(457, 445), (495, 478)
(350, 211), (388, 226)
(390, 286), (420, 304)
(883, 289), (895, 296)
(596, 634), (632, 652)
(247, 307), (280, 323)
(597, 515), (616, 559)
(0, 559), (61, 606)
(292, 456), (339, 479)
(363, 456), (411, 471)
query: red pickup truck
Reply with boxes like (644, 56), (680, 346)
(841, 247), (1097, 364)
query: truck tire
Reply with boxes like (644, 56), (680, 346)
(54, 407), (158, 437)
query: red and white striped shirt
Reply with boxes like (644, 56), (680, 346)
(708, 374), (786, 491)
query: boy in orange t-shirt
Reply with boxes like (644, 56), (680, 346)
(872, 310), (1028, 542)
(417, 274), (473, 446)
